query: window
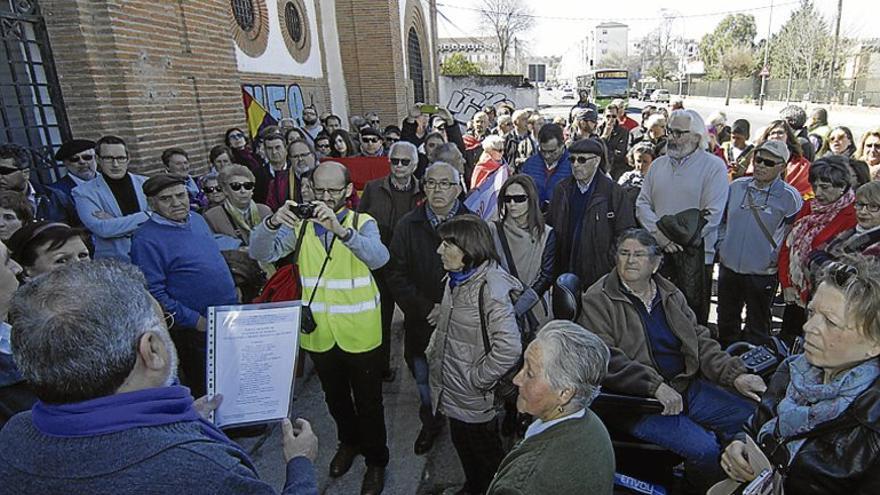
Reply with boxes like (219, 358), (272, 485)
(407, 27), (425, 104)
(232, 0), (256, 32)
(278, 0), (310, 62)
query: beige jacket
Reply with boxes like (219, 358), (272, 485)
(427, 262), (523, 423)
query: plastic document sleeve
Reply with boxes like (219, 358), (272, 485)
(206, 301), (301, 428)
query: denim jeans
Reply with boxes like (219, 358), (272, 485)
(628, 379), (755, 475)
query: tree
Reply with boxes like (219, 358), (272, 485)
(479, 0), (534, 74)
(699, 14), (757, 105)
(720, 47), (755, 105)
(640, 14), (678, 82)
(440, 53), (483, 76)
(770, 0), (832, 100)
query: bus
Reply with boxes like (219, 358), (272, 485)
(576, 69), (630, 111)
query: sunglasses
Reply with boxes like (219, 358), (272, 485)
(370, 119), (380, 124)
(0, 166), (23, 175)
(316, 143), (331, 149)
(228, 181), (255, 191)
(229, 132), (245, 139)
(390, 158), (412, 166)
(362, 137), (381, 144)
(69, 154), (94, 162)
(571, 155), (600, 164)
(667, 128), (691, 138)
(754, 156), (782, 167)
(503, 194), (528, 204)
(203, 186), (222, 194)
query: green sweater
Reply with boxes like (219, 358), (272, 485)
(487, 409), (615, 495)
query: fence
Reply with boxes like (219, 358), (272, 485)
(652, 77), (880, 107)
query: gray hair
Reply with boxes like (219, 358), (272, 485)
(645, 114), (666, 130)
(614, 228), (663, 258)
(389, 141), (418, 163)
(533, 320), (610, 409)
(10, 260), (163, 404)
(425, 161), (461, 184)
(431, 142), (464, 168)
(482, 134), (505, 152)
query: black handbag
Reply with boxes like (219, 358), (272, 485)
(477, 281), (522, 405)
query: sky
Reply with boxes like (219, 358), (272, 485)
(436, 0), (875, 58)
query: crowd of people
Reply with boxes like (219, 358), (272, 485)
(0, 93), (879, 495)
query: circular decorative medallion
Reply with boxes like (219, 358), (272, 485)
(278, 0), (311, 63)
(228, 0), (269, 58)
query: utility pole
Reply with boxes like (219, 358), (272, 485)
(827, 0), (843, 103)
(759, 0), (774, 109)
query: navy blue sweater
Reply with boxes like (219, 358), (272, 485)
(131, 213), (237, 328)
(626, 291), (685, 381)
(0, 412), (317, 494)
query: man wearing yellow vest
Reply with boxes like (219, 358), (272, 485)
(249, 162), (390, 495)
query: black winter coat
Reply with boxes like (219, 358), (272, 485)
(547, 175), (635, 290)
(742, 357), (880, 494)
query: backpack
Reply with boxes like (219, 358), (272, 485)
(251, 222), (308, 303)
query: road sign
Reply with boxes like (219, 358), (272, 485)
(760, 66), (771, 77)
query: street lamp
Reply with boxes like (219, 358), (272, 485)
(759, 0), (774, 109)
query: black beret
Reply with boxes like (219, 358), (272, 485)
(54, 139), (96, 161)
(568, 137), (606, 156)
(143, 174), (187, 197)
(359, 127), (382, 138)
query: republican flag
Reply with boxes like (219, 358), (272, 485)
(464, 165), (509, 221)
(241, 88), (278, 139)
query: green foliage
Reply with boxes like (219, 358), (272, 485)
(441, 53), (483, 76)
(699, 14), (758, 80)
(769, 0), (833, 86)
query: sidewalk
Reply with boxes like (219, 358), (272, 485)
(681, 95), (880, 117)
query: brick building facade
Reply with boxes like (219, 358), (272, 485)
(1, 0), (437, 178)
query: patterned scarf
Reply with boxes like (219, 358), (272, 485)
(786, 189), (855, 300)
(760, 355), (879, 459)
(222, 199), (261, 243)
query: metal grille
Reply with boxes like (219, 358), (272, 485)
(284, 3), (302, 45)
(231, 0), (255, 32)
(407, 28), (424, 104)
(1, 0), (70, 183)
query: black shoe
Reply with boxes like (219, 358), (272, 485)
(413, 426), (436, 455)
(329, 444), (359, 478)
(382, 368), (396, 383)
(361, 465), (385, 495)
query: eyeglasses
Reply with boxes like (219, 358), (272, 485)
(390, 158), (412, 166)
(667, 128), (690, 139)
(228, 182), (255, 191)
(0, 166), (23, 175)
(69, 154), (94, 162)
(571, 155), (601, 165)
(203, 186), (222, 194)
(503, 194), (528, 203)
(314, 186), (347, 197)
(754, 156), (782, 168)
(855, 201), (880, 213)
(291, 152), (312, 161)
(617, 250), (652, 260)
(99, 155), (129, 163)
(164, 312), (176, 328)
(362, 137), (381, 144)
(423, 179), (455, 191)
(824, 261), (858, 288)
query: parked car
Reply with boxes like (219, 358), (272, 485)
(641, 88), (655, 100)
(561, 87), (575, 100)
(650, 89), (670, 103)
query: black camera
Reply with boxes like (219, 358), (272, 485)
(301, 305), (317, 334)
(289, 202), (317, 219)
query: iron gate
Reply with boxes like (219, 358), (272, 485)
(0, 0), (70, 183)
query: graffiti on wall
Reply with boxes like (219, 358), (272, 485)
(242, 83), (313, 125)
(446, 88), (514, 125)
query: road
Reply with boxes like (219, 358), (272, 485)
(539, 88), (880, 141)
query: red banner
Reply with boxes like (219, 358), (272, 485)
(320, 156), (390, 191)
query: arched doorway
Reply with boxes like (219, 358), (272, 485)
(407, 27), (424, 104)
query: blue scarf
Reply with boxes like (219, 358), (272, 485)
(31, 385), (233, 448)
(448, 267), (478, 289)
(760, 355), (880, 459)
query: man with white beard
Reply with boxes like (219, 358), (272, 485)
(636, 110), (729, 324)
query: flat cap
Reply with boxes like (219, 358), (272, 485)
(142, 174), (187, 197)
(755, 140), (791, 164)
(54, 139), (95, 161)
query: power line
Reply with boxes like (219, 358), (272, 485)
(435, 7), (491, 48)
(436, 1), (801, 23)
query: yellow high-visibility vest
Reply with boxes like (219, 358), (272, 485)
(298, 211), (382, 353)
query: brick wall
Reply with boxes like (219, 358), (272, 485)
(38, 0), (433, 176)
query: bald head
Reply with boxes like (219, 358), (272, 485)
(312, 161), (352, 210)
(313, 161), (350, 185)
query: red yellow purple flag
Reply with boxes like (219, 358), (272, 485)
(241, 88), (278, 139)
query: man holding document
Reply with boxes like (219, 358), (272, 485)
(250, 161), (390, 495)
(0, 261), (319, 494)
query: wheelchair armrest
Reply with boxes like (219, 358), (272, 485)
(592, 392), (664, 415)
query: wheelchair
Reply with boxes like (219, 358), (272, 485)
(552, 273), (791, 494)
